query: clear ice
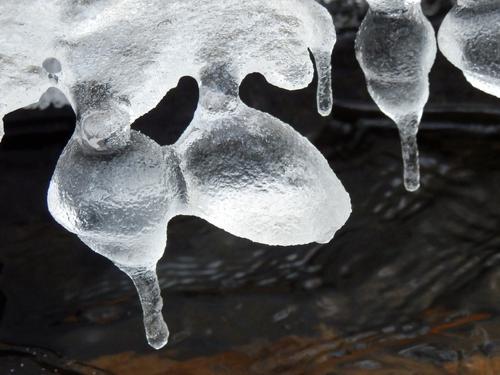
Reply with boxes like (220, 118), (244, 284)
(355, 0), (437, 192)
(438, 0), (500, 98)
(0, 0), (351, 349)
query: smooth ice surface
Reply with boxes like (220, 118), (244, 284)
(5, 0), (352, 349)
(355, 0), (437, 192)
(438, 0), (500, 98)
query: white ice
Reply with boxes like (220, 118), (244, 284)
(355, 0), (437, 192)
(0, 1), (64, 141)
(0, 0), (351, 349)
(0, 0), (336, 142)
(438, 0), (500, 98)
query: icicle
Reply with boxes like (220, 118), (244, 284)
(120, 266), (169, 349)
(47, 127), (177, 349)
(355, 0), (436, 192)
(297, 0), (336, 117)
(313, 50), (334, 117)
(397, 115), (421, 192)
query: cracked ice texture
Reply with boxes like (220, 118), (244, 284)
(438, 0), (500, 98)
(0, 0), (352, 348)
(355, 0), (437, 191)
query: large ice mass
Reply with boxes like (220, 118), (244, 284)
(0, 0), (351, 349)
(0, 0), (337, 142)
(438, 0), (500, 98)
(355, 0), (437, 192)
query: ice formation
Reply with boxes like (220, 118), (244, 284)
(0, 0), (351, 349)
(0, 0), (336, 142)
(0, 1), (63, 141)
(438, 0), (500, 98)
(355, 0), (437, 192)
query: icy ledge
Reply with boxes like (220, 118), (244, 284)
(0, 0), (351, 349)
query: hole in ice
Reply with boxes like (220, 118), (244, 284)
(133, 77), (199, 146)
(240, 70), (329, 137)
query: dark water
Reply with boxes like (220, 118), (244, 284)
(2, 5), (500, 374)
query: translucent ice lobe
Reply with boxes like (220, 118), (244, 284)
(355, 0), (436, 192)
(48, 131), (185, 349)
(438, 0), (500, 98)
(176, 99), (351, 246)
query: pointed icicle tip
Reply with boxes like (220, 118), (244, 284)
(121, 266), (170, 350)
(398, 115), (421, 192)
